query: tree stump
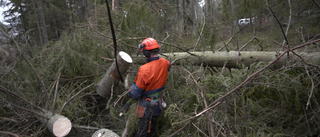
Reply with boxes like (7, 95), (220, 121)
(92, 129), (119, 137)
(97, 51), (132, 98)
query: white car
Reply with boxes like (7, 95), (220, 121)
(238, 18), (251, 25)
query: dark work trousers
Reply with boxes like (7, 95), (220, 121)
(134, 114), (159, 137)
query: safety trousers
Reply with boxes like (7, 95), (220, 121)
(134, 115), (158, 137)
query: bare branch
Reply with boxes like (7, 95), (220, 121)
(0, 85), (44, 112)
(0, 99), (48, 120)
(52, 73), (61, 114)
(158, 41), (199, 57)
(193, 14), (206, 52)
(313, 0), (320, 9)
(305, 66), (315, 110)
(192, 123), (209, 137)
(282, 0), (292, 47)
(266, 1), (289, 51)
(0, 131), (19, 137)
(0, 117), (18, 123)
(239, 36), (260, 51)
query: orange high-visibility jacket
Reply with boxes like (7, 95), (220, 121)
(129, 57), (171, 116)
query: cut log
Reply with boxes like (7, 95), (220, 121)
(133, 51), (320, 68)
(97, 51), (133, 98)
(92, 129), (119, 137)
(47, 114), (72, 137)
(40, 110), (72, 137)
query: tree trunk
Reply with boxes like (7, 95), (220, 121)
(192, 0), (197, 37)
(34, 0), (49, 45)
(176, 0), (184, 38)
(96, 51), (132, 98)
(39, 110), (72, 137)
(133, 51), (320, 68)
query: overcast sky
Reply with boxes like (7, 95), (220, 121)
(0, 7), (5, 23)
(0, 0), (206, 24)
(0, 0), (10, 24)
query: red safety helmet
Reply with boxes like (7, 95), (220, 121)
(139, 38), (160, 51)
(137, 38), (160, 57)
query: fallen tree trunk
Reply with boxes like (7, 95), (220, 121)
(133, 51), (320, 68)
(97, 51), (133, 98)
(39, 110), (72, 137)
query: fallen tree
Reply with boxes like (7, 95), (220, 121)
(133, 51), (320, 68)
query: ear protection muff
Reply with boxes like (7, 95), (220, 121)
(136, 43), (150, 57)
(142, 44), (150, 58)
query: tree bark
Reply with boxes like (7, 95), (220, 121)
(176, 0), (184, 38)
(96, 51), (132, 98)
(39, 110), (72, 137)
(33, 0), (49, 45)
(133, 51), (320, 68)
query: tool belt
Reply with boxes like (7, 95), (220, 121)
(146, 91), (167, 110)
(135, 91), (167, 118)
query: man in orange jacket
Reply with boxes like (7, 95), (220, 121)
(129, 38), (171, 137)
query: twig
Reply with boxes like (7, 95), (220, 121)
(239, 36), (261, 51)
(282, 0), (292, 48)
(59, 83), (94, 114)
(313, 0), (320, 9)
(0, 99), (48, 120)
(0, 131), (19, 137)
(305, 66), (315, 110)
(168, 119), (194, 137)
(52, 73), (61, 114)
(73, 124), (100, 130)
(122, 119), (130, 137)
(113, 89), (131, 107)
(0, 117), (18, 123)
(106, 83), (114, 109)
(162, 32), (170, 43)
(192, 123), (209, 137)
(217, 35), (233, 52)
(266, 0), (289, 53)
(170, 57), (187, 66)
(193, 14), (206, 52)
(157, 41), (198, 57)
(0, 85), (44, 113)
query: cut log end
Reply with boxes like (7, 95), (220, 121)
(48, 115), (72, 137)
(119, 51), (133, 63)
(92, 129), (119, 137)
